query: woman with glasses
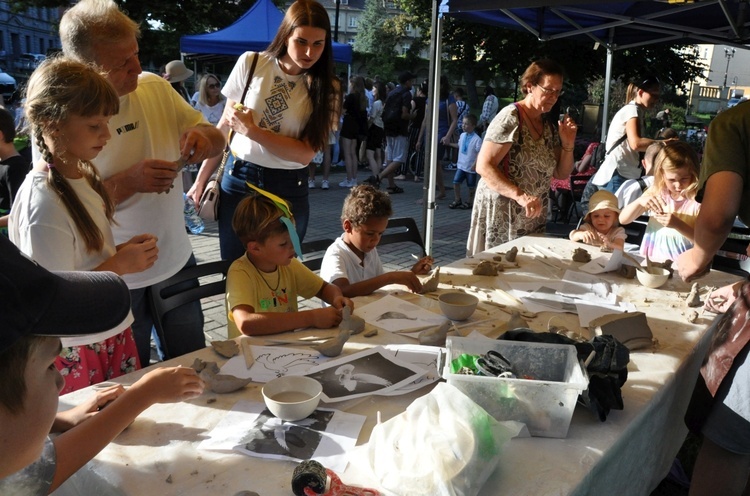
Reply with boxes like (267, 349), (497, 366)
(194, 74), (226, 126)
(590, 76), (661, 194)
(467, 59), (578, 254)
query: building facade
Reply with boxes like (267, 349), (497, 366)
(0, 2), (61, 77)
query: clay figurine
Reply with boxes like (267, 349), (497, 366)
(418, 320), (451, 346)
(505, 246), (518, 263)
(192, 358), (253, 393)
(314, 329), (350, 357)
(419, 267), (440, 294)
(339, 306), (366, 334)
(616, 264), (637, 279)
(572, 247), (591, 263)
(211, 339), (240, 358)
(686, 282), (702, 307)
(472, 260), (499, 276)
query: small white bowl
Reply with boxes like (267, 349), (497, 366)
(262, 376), (322, 422)
(636, 267), (670, 289)
(438, 292), (479, 321)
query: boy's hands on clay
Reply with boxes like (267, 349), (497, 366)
(311, 307), (344, 329)
(411, 256), (433, 275)
(704, 281), (743, 313)
(392, 271), (423, 293)
(331, 295), (354, 313)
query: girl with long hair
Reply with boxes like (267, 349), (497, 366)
(9, 57), (159, 393)
(188, 0), (341, 261)
(619, 140), (701, 263)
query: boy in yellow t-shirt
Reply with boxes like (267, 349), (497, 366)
(226, 194), (353, 337)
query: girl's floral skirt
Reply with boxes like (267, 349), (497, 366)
(56, 327), (141, 395)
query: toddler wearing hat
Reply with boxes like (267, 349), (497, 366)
(569, 189), (626, 251)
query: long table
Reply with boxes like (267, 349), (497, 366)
(53, 236), (740, 496)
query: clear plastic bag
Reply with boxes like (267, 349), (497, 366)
(364, 382), (519, 496)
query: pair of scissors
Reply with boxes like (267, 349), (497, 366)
(475, 350), (516, 378)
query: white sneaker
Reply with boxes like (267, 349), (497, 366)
(338, 179), (350, 188)
(349, 178), (357, 187)
(321, 180), (329, 190)
(308, 178), (316, 189)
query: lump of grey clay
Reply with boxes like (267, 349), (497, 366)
(572, 247), (591, 263)
(617, 265), (636, 279)
(192, 358), (253, 393)
(339, 306), (365, 334)
(505, 246), (518, 263)
(472, 260), (499, 276)
(211, 339), (240, 358)
(419, 320), (451, 346)
(589, 312), (653, 351)
(419, 267), (440, 294)
(686, 282), (702, 307)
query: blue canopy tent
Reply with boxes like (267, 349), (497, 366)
(420, 0), (750, 255)
(180, 0), (353, 64)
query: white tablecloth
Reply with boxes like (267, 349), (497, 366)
(53, 236), (740, 496)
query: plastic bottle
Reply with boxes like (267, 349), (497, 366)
(183, 193), (204, 235)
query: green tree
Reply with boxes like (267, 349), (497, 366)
(353, 0), (399, 77)
(393, 0), (704, 113)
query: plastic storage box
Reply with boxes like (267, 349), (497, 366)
(442, 337), (589, 438)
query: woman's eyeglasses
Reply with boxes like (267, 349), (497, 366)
(535, 85), (564, 97)
(208, 83), (221, 89)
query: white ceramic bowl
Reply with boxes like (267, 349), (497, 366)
(438, 292), (479, 321)
(262, 376), (323, 422)
(636, 267), (670, 289)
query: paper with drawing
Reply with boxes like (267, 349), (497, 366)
(356, 294), (446, 332)
(199, 401), (364, 473)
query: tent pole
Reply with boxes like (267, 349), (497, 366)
(601, 45), (613, 143)
(423, 0), (442, 257)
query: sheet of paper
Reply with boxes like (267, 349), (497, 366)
(199, 401), (365, 473)
(522, 286), (579, 314)
(578, 250), (623, 275)
(380, 344), (442, 393)
(559, 270), (617, 304)
(301, 347), (428, 403)
(220, 346), (328, 382)
(356, 294), (446, 332)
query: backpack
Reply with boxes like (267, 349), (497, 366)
(382, 87), (407, 132)
(592, 134), (627, 170)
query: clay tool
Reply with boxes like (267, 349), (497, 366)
(239, 337), (255, 369)
(482, 300), (537, 319)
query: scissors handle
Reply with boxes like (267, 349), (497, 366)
(303, 469), (379, 496)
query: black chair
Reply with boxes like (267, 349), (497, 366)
(566, 174), (591, 224)
(148, 259), (232, 359)
(379, 217), (426, 256)
(300, 238), (334, 272)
